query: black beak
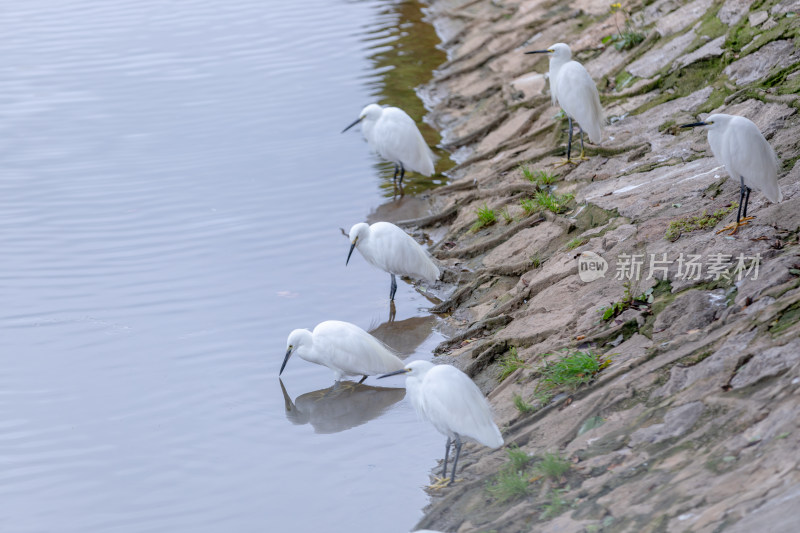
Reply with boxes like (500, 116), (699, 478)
(680, 122), (708, 128)
(279, 348), (292, 376)
(525, 49), (550, 54)
(346, 242), (356, 266)
(341, 117), (363, 133)
(377, 368), (409, 379)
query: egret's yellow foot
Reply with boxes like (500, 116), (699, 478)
(553, 158), (577, 168)
(577, 148), (590, 161)
(716, 216), (755, 235)
(426, 476), (452, 490)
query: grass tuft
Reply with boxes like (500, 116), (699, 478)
(535, 190), (574, 214)
(471, 203), (497, 232)
(500, 207), (514, 224)
(536, 453), (571, 480)
(537, 350), (611, 393)
(507, 445), (532, 471)
(566, 237), (588, 250)
(665, 204), (737, 241)
(513, 394), (536, 414)
(520, 198), (538, 215)
(498, 346), (526, 382)
(540, 489), (569, 520)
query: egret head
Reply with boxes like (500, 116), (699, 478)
(679, 114), (731, 131)
(341, 103), (383, 133)
(346, 222), (370, 266)
(281, 329), (311, 376)
(377, 360), (435, 379)
(525, 42), (571, 60)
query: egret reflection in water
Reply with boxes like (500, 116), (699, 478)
(369, 315), (438, 356)
(280, 380), (405, 434)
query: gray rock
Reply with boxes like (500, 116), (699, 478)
(730, 339), (800, 389)
(676, 36), (725, 69)
(748, 10), (769, 26)
(718, 0), (751, 24)
(724, 40), (799, 86)
(629, 402), (705, 446)
(653, 290), (723, 341)
(628, 30), (696, 78)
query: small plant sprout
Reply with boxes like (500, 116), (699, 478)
(566, 237), (588, 250)
(600, 280), (654, 320)
(540, 489), (569, 520)
(471, 203), (497, 232)
(536, 452), (571, 480)
(604, 2), (645, 51)
(535, 190), (574, 214)
(520, 164), (535, 182)
(507, 445), (532, 471)
(665, 203), (738, 241)
(513, 394), (536, 414)
(521, 165), (558, 187)
(529, 252), (542, 269)
(535, 350), (611, 396)
(500, 207), (514, 224)
(520, 197), (538, 215)
(498, 346), (527, 381)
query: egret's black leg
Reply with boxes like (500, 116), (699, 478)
(566, 116), (573, 161)
(449, 434), (463, 485)
(392, 164), (399, 184)
(441, 437), (452, 479)
(390, 274), (397, 301)
(358, 375), (368, 384)
(398, 162), (405, 186)
(736, 178), (746, 224)
(743, 187), (752, 219)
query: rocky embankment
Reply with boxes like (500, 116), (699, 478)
(402, 0), (800, 531)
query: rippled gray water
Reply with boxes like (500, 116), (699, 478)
(0, 1), (448, 531)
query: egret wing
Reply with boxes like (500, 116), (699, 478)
(419, 365), (503, 448)
(313, 321), (404, 376)
(722, 117), (781, 202)
(372, 107), (436, 176)
(368, 222), (439, 282)
(556, 62), (604, 143)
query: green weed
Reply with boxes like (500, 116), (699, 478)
(535, 190), (573, 214)
(498, 346), (526, 382)
(536, 453), (571, 480)
(520, 198), (538, 215)
(513, 394), (536, 415)
(540, 489), (569, 520)
(600, 280), (654, 320)
(507, 445), (532, 471)
(471, 204), (497, 232)
(500, 207), (514, 224)
(603, 3), (645, 51)
(566, 237), (588, 250)
(536, 350), (611, 393)
(486, 467), (530, 503)
(665, 204), (737, 241)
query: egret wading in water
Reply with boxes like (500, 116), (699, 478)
(379, 360), (503, 488)
(526, 43), (604, 167)
(281, 320), (404, 383)
(681, 114), (782, 235)
(342, 104), (436, 186)
(346, 221), (440, 301)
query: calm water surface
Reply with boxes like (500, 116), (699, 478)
(0, 1), (450, 531)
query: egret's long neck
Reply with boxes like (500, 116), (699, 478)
(294, 331), (316, 363)
(548, 57), (569, 106)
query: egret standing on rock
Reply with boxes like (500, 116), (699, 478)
(379, 360), (503, 488)
(680, 113), (782, 235)
(281, 320), (404, 383)
(342, 104), (436, 186)
(346, 221), (440, 301)
(526, 43), (604, 166)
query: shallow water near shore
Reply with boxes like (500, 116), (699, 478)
(0, 1), (449, 531)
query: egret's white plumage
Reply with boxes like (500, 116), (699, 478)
(380, 360), (503, 486)
(343, 104), (435, 183)
(280, 320), (404, 382)
(704, 114), (782, 203)
(347, 221), (440, 300)
(527, 43), (604, 162)
(681, 113), (782, 234)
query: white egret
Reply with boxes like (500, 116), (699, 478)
(342, 104), (436, 185)
(681, 114), (782, 235)
(379, 360), (503, 488)
(281, 320), (404, 382)
(526, 43), (604, 166)
(346, 221), (440, 301)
